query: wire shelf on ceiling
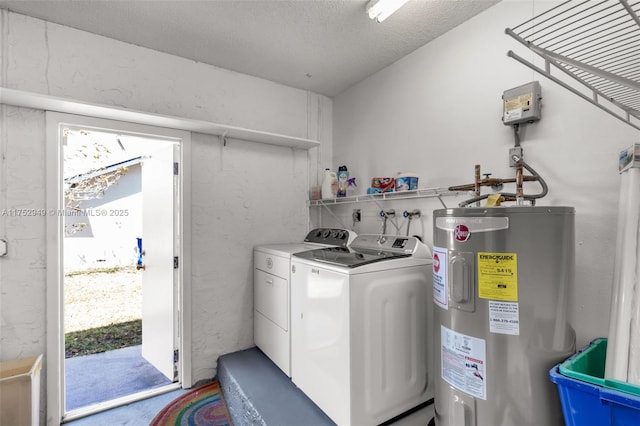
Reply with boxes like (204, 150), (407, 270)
(505, 0), (640, 131)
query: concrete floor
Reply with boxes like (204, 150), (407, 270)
(64, 389), (186, 426)
(65, 345), (172, 411)
(65, 345), (436, 425)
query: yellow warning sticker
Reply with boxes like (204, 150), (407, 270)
(478, 252), (518, 301)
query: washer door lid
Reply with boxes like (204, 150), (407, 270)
(293, 247), (410, 268)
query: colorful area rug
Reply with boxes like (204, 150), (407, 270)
(150, 380), (233, 426)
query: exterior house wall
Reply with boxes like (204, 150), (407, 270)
(64, 163), (142, 271)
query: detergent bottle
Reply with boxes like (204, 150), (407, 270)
(337, 165), (349, 198)
(321, 169), (338, 199)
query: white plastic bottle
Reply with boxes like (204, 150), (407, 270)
(321, 169), (338, 199)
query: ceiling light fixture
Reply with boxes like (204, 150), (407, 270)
(366, 0), (410, 23)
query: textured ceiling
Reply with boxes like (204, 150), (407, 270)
(0, 0), (500, 97)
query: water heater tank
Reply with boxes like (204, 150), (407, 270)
(432, 206), (576, 426)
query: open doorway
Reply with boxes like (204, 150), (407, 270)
(63, 128), (177, 412)
(46, 113), (192, 423)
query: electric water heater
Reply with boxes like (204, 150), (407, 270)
(432, 206), (576, 426)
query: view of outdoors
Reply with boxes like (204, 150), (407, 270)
(64, 266), (142, 357)
(63, 128), (145, 358)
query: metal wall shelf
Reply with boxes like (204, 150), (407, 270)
(0, 87), (320, 149)
(308, 188), (461, 208)
(506, 0), (640, 131)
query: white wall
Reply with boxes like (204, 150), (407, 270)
(330, 0), (639, 349)
(0, 9), (329, 416)
(190, 134), (309, 381)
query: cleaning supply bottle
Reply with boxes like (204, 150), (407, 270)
(347, 177), (357, 197)
(321, 169), (338, 199)
(337, 165), (349, 198)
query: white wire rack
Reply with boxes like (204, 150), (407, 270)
(506, 0), (640, 131)
(308, 188), (462, 232)
(307, 187), (460, 208)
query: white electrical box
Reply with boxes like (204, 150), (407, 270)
(502, 81), (542, 125)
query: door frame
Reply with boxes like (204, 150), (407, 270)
(45, 112), (192, 424)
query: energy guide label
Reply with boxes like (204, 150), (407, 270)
(478, 252), (518, 301)
(441, 326), (486, 400)
(432, 247), (448, 309)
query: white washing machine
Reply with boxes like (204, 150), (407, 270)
(291, 234), (433, 426)
(253, 228), (356, 377)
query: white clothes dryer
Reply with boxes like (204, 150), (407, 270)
(291, 234), (433, 426)
(253, 228), (356, 377)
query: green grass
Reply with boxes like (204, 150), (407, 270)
(65, 319), (141, 358)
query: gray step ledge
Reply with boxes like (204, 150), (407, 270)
(217, 347), (335, 426)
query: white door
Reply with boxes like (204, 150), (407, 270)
(141, 143), (178, 381)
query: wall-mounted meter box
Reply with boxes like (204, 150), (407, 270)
(502, 81), (542, 125)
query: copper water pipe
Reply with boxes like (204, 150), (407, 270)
(474, 164), (481, 198)
(449, 174), (538, 192)
(451, 158), (548, 207)
(515, 161), (524, 203)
